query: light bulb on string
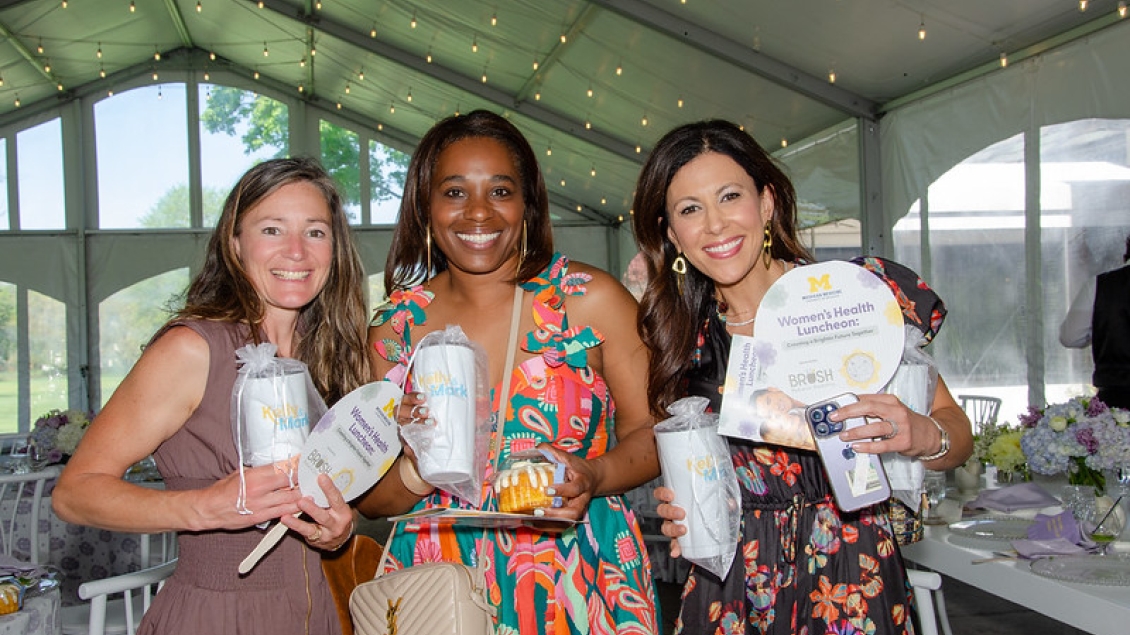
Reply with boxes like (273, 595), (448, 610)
(107, 89), (113, 97)
(481, 69), (488, 83)
(389, 103), (395, 114)
(129, 1), (135, 12)
(590, 165), (596, 177)
(257, 1), (263, 8)
(780, 138), (788, 148)
(828, 69), (836, 84)
(918, 20), (926, 40)
(337, 102), (342, 110)
(196, 1), (202, 13)
(203, 71), (210, 81)
(44, 60), (51, 73)
(0, 75), (5, 87)
(472, 36), (478, 53)
(534, 91), (541, 100)
(358, 69), (364, 81)
(1120, 1), (1127, 17)
(152, 70), (158, 80)
(585, 120), (592, 130)
(546, 143), (552, 156)
(209, 51), (216, 61)
(37, 39), (44, 55)
(1079, 0), (1088, 11)
(406, 89), (413, 102)
(587, 84), (593, 98)
(491, 13), (497, 26)
(154, 48), (161, 61)
(263, 43), (269, 57)
(560, 179), (566, 187)
(310, 46), (316, 57)
(315, 1), (321, 9)
(299, 57), (306, 68)
(371, 25), (377, 38)
(635, 144), (641, 154)
(532, 58), (539, 70)
(62, 0), (67, 7)
(298, 84), (304, 93)
(14, 95), (20, 108)
(999, 52), (1008, 67)
(97, 43), (102, 59)
(601, 197), (607, 205)
(426, 49), (433, 63)
(410, 12), (417, 28)
(377, 123), (383, 131)
(99, 65), (106, 78)
(616, 60), (622, 76)
(576, 205), (582, 212)
(345, 83), (351, 94)
(254, 69), (260, 80)
(677, 96), (684, 108)
(57, 82), (63, 91)
(641, 114), (648, 127)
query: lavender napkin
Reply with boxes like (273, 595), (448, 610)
(1009, 510), (1096, 559)
(0, 554), (51, 579)
(967, 483), (1060, 513)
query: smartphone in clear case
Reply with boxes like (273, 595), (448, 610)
(805, 393), (891, 512)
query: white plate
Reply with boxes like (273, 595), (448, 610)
(1030, 554), (1130, 586)
(949, 518), (1034, 541)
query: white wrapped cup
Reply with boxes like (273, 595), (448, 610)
(655, 422), (734, 561)
(412, 343), (477, 482)
(240, 369), (311, 466)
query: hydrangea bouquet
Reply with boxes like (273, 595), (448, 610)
(28, 408), (93, 466)
(1018, 396), (1130, 496)
(973, 422), (1029, 479)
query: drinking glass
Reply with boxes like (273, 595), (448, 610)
(922, 470), (949, 525)
(1085, 499), (1126, 556)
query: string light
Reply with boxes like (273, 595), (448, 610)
(601, 197), (607, 205)
(616, 60), (623, 76)
(203, 71), (210, 81)
(99, 65), (106, 79)
(410, 11), (417, 28)
(310, 46), (316, 57)
(389, 103), (395, 113)
(57, 82), (63, 91)
(61, 0), (67, 7)
(154, 48), (161, 61)
(14, 94), (20, 107)
(377, 123), (383, 131)
(590, 165), (596, 177)
(371, 24), (377, 38)
(641, 115), (648, 127)
(406, 89), (413, 102)
(209, 51), (216, 61)
(0, 75), (5, 87)
(44, 60), (51, 73)
(828, 69), (836, 84)
(532, 58), (539, 70)
(491, 13), (497, 26)
(358, 69), (364, 81)
(1120, 2), (1127, 17)
(635, 144), (641, 154)
(546, 143), (552, 156)
(152, 70), (159, 80)
(560, 179), (566, 187)
(560, 33), (567, 43)
(97, 43), (102, 59)
(472, 36), (478, 53)
(677, 96), (684, 108)
(337, 102), (342, 110)
(315, 0), (322, 9)
(426, 49), (433, 63)
(254, 69), (260, 79)
(999, 52), (1008, 67)
(585, 120), (592, 130)
(37, 39), (44, 55)
(781, 138), (788, 148)
(263, 42), (269, 57)
(345, 82), (351, 94)
(918, 19), (926, 40)
(587, 84), (593, 98)
(298, 84), (304, 93)
(1079, 0), (1088, 11)
(257, 1), (263, 8)
(129, 1), (135, 13)
(299, 57), (306, 68)
(196, 1), (202, 12)
(534, 91), (541, 100)
(108, 89), (114, 97)
(481, 71), (488, 83)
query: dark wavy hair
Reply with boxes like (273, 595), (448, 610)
(174, 157), (370, 404)
(632, 120), (812, 418)
(384, 109), (554, 292)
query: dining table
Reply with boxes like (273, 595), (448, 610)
(899, 503), (1130, 635)
(0, 588), (60, 635)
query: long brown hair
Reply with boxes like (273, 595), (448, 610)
(384, 110), (554, 292)
(632, 120), (812, 418)
(176, 157), (370, 404)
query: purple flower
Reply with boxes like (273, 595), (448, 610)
(1018, 406), (1043, 428)
(1086, 398), (1108, 417)
(1075, 427), (1099, 454)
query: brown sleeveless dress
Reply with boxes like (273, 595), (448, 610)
(138, 319), (341, 635)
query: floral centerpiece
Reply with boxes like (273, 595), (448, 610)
(1018, 396), (1130, 496)
(28, 408), (93, 466)
(971, 421), (1030, 482)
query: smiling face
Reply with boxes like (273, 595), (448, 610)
(428, 136), (526, 277)
(233, 181), (333, 321)
(665, 151), (775, 291)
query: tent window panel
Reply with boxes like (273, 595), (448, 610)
(17, 120), (64, 230)
(369, 139), (408, 226)
(367, 272), (386, 318)
(0, 282), (14, 433)
(96, 85), (190, 229)
(1040, 118), (1130, 404)
(199, 85), (287, 227)
(98, 269), (189, 406)
(320, 120), (360, 225)
(28, 289), (66, 421)
(0, 138), (8, 231)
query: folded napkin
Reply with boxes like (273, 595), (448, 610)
(1009, 510), (1096, 558)
(0, 554), (51, 580)
(967, 483), (1060, 513)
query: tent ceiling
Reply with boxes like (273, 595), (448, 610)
(0, 0), (1124, 224)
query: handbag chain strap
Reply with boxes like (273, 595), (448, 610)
(375, 285), (525, 592)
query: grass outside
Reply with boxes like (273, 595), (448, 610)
(0, 371), (127, 434)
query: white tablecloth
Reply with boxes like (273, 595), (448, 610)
(0, 588), (60, 635)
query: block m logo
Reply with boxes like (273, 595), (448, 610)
(808, 274), (832, 292)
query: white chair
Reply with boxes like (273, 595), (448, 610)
(60, 558), (177, 635)
(958, 395), (1002, 433)
(906, 569), (954, 635)
(0, 464), (64, 564)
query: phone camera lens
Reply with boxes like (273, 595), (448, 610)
(810, 408), (825, 423)
(815, 422), (830, 436)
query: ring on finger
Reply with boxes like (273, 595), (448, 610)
(881, 420), (899, 440)
(308, 525), (323, 542)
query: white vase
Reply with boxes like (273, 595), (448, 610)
(955, 461), (983, 493)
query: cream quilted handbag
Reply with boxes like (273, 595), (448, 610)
(349, 562), (495, 635)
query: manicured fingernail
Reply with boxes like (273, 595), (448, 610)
(545, 487), (556, 496)
(533, 508), (546, 517)
(416, 406), (429, 418)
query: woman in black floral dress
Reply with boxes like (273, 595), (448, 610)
(631, 120), (973, 634)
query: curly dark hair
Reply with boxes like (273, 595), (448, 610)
(632, 120), (812, 418)
(383, 110), (554, 292)
(174, 157), (370, 404)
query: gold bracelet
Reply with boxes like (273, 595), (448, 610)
(398, 457), (435, 497)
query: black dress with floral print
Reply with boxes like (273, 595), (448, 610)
(674, 257), (945, 635)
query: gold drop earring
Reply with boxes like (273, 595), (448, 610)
(761, 224), (773, 269)
(671, 253), (687, 295)
(425, 223), (433, 286)
(516, 219), (528, 276)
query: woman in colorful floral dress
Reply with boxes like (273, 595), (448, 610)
(356, 110), (660, 634)
(630, 120), (973, 634)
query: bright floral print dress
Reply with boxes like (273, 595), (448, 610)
(371, 253), (659, 635)
(674, 257), (945, 635)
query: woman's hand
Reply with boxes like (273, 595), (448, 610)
(530, 444), (597, 523)
(653, 486), (687, 558)
(197, 463), (304, 531)
(828, 393), (939, 458)
(283, 473), (356, 551)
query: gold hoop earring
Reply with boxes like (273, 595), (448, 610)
(517, 219), (528, 276)
(761, 225), (773, 269)
(425, 223), (433, 286)
(672, 254), (687, 295)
